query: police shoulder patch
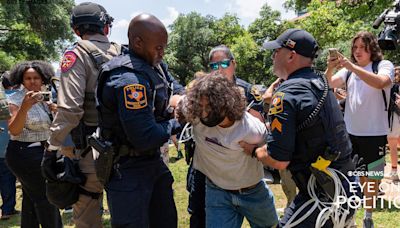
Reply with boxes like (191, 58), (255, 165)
(124, 84), (147, 110)
(268, 91), (285, 115)
(271, 118), (282, 133)
(60, 51), (77, 73)
(250, 85), (262, 102)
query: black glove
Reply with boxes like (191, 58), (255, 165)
(57, 156), (86, 184)
(184, 139), (195, 165)
(41, 150), (58, 182)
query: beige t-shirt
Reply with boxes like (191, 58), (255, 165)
(193, 112), (266, 190)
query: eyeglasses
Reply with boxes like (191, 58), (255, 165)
(209, 59), (232, 70)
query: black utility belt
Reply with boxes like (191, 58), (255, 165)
(118, 145), (157, 157)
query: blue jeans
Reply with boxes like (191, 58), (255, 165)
(205, 179), (278, 228)
(0, 158), (16, 215)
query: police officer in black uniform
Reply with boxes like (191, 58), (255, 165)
(240, 29), (358, 227)
(186, 45), (265, 228)
(96, 14), (183, 227)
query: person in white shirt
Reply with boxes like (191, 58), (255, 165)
(177, 73), (278, 228)
(325, 31), (394, 228)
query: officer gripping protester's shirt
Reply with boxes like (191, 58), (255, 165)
(240, 29), (360, 227)
(184, 45), (266, 228)
(41, 2), (120, 228)
(95, 14), (184, 227)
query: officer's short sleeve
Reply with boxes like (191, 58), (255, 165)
(109, 70), (171, 151)
(267, 90), (297, 161)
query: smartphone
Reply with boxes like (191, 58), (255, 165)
(33, 91), (51, 102)
(328, 48), (339, 60)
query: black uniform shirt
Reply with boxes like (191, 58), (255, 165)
(267, 67), (322, 162)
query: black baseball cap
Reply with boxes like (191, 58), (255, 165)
(263, 29), (319, 58)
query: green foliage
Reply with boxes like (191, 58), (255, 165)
(0, 0), (74, 71)
(248, 4), (282, 46)
(166, 12), (248, 84)
(165, 0), (399, 85)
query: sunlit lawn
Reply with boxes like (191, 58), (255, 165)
(1, 148), (400, 227)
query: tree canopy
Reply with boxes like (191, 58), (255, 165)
(165, 0), (399, 85)
(0, 0), (74, 72)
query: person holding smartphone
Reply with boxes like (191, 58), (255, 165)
(5, 60), (62, 228)
(325, 31), (394, 228)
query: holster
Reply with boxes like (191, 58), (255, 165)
(88, 135), (115, 186)
(290, 170), (310, 194)
(71, 121), (96, 150)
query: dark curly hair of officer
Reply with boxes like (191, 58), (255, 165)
(8, 60), (54, 86)
(351, 31), (383, 64)
(182, 73), (246, 124)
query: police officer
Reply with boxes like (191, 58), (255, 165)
(96, 14), (183, 227)
(44, 2), (119, 227)
(185, 45), (265, 228)
(240, 29), (357, 227)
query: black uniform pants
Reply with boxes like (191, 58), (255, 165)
(5, 140), (62, 228)
(106, 154), (177, 228)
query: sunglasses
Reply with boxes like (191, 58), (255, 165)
(209, 59), (232, 70)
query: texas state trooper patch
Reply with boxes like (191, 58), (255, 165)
(124, 84), (147, 110)
(250, 85), (262, 102)
(60, 51), (77, 73)
(268, 92), (284, 115)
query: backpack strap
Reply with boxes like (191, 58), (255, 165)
(372, 61), (388, 111)
(77, 40), (121, 70)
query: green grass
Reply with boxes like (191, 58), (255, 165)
(1, 148), (400, 227)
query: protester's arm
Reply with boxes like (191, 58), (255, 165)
(239, 143), (290, 170)
(263, 78), (282, 104)
(337, 54), (392, 89)
(325, 56), (345, 88)
(8, 91), (37, 136)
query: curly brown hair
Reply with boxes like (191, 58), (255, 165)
(8, 60), (54, 86)
(182, 73), (246, 124)
(350, 31), (383, 64)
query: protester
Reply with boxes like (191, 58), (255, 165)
(5, 60), (62, 228)
(185, 45), (265, 228)
(178, 73), (278, 228)
(95, 13), (184, 227)
(241, 28), (357, 227)
(326, 31), (394, 228)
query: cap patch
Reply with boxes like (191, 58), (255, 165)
(285, 39), (296, 49)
